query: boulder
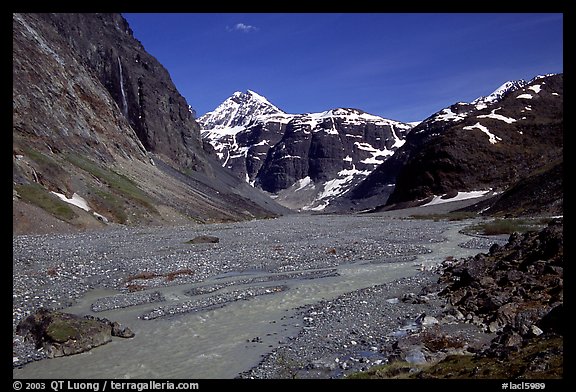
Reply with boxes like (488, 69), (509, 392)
(186, 235), (220, 244)
(538, 303), (563, 335)
(16, 308), (134, 358)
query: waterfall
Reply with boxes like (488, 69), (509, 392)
(117, 56), (128, 117)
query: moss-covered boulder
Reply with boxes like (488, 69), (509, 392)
(16, 308), (133, 358)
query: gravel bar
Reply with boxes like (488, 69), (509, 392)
(185, 269), (339, 296)
(141, 285), (288, 320)
(91, 291), (166, 312)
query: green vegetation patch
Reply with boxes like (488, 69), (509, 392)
(419, 336), (563, 379)
(409, 211), (477, 221)
(20, 146), (59, 168)
(88, 186), (128, 224)
(45, 316), (110, 344)
(347, 336), (562, 379)
(46, 320), (81, 343)
(65, 153), (157, 214)
(466, 218), (537, 235)
(347, 360), (427, 379)
(14, 183), (78, 222)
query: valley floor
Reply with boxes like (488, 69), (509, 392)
(13, 212), (555, 379)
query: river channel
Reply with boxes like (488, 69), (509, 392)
(13, 215), (498, 379)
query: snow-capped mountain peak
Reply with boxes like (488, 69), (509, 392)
(245, 89), (273, 105)
(424, 78), (529, 126)
(199, 90), (415, 211)
(198, 90), (285, 130)
(471, 79), (528, 110)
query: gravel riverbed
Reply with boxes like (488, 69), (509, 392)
(13, 214), (507, 376)
(239, 271), (493, 379)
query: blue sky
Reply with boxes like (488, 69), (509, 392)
(123, 13), (563, 123)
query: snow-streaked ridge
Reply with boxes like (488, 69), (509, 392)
(199, 91), (414, 211)
(426, 75), (553, 127)
(471, 80), (528, 109)
(198, 90), (287, 130)
(470, 74), (557, 110)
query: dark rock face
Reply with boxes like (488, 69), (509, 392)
(346, 74), (563, 211)
(201, 98), (413, 210)
(240, 120), (289, 183)
(13, 13), (288, 233)
(261, 110), (408, 191)
(456, 159), (563, 217)
(13, 13), (147, 167)
(16, 309), (134, 358)
(438, 219), (563, 344)
(36, 13), (204, 171)
(205, 116), (290, 184)
(256, 109), (411, 210)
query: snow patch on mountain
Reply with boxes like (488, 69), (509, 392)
(294, 176), (313, 192)
(199, 91), (414, 211)
(433, 107), (466, 123)
(463, 122), (502, 144)
(355, 142), (395, 165)
(477, 107), (517, 124)
(421, 190), (490, 206)
(528, 84), (542, 94)
(51, 192), (109, 222)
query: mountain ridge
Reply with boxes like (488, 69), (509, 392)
(199, 90), (287, 130)
(199, 73), (561, 214)
(13, 13), (289, 235)
(339, 73), (563, 215)
(13, 12), (561, 233)
(198, 92), (414, 211)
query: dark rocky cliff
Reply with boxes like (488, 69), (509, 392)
(201, 99), (413, 210)
(34, 13), (206, 171)
(13, 13), (288, 234)
(345, 74), (563, 212)
(256, 109), (410, 194)
(13, 13), (146, 167)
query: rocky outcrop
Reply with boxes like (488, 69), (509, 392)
(16, 309), (134, 358)
(438, 219), (563, 354)
(345, 74), (563, 211)
(340, 220), (563, 380)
